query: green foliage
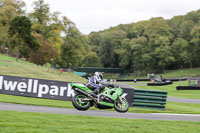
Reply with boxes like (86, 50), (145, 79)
(88, 9), (200, 73)
(29, 34), (57, 65)
(31, 0), (50, 25)
(0, 0), (93, 68)
(29, 0), (94, 67)
(99, 30), (127, 67)
(0, 0), (25, 51)
(82, 51), (101, 67)
(60, 32), (88, 68)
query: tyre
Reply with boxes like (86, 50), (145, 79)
(72, 93), (91, 111)
(114, 98), (129, 113)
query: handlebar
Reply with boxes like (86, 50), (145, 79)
(101, 82), (119, 88)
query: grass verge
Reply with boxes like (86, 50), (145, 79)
(104, 67), (200, 79)
(0, 110), (200, 133)
(130, 81), (200, 99)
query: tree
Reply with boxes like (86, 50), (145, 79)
(81, 52), (101, 67)
(154, 45), (175, 71)
(168, 16), (185, 38)
(131, 20), (148, 38)
(60, 26), (89, 68)
(29, 34), (58, 65)
(189, 25), (200, 68)
(171, 38), (189, 68)
(30, 0), (76, 64)
(0, 0), (25, 49)
(88, 32), (102, 55)
(30, 0), (50, 38)
(9, 16), (38, 61)
(99, 30), (127, 67)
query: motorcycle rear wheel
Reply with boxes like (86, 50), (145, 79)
(114, 98), (129, 113)
(72, 93), (91, 111)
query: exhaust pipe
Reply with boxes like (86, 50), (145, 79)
(72, 87), (98, 98)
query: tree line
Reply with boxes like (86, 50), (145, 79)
(1, 0), (200, 74)
(88, 9), (200, 73)
(0, 0), (100, 68)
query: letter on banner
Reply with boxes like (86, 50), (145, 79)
(60, 86), (67, 96)
(49, 85), (59, 95)
(33, 80), (38, 93)
(0, 76), (3, 90)
(17, 82), (27, 92)
(4, 81), (18, 91)
(38, 84), (49, 97)
(27, 79), (33, 93)
(67, 84), (75, 97)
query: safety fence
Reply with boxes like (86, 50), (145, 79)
(132, 89), (168, 110)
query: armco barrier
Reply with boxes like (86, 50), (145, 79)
(132, 89), (168, 110)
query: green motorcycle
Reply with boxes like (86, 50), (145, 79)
(70, 83), (129, 113)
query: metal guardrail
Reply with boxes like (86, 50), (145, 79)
(132, 89), (168, 110)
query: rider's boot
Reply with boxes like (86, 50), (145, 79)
(89, 90), (98, 98)
(89, 88), (99, 98)
(94, 89), (100, 94)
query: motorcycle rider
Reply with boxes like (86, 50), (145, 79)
(86, 72), (105, 95)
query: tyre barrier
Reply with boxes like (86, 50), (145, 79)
(165, 78), (187, 82)
(132, 89), (167, 110)
(106, 79), (150, 82)
(176, 86), (200, 90)
(135, 79), (150, 81)
(106, 78), (187, 82)
(116, 79), (137, 82)
(147, 81), (173, 86)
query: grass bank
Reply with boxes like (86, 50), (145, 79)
(0, 54), (86, 83)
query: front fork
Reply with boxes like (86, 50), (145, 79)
(118, 93), (127, 104)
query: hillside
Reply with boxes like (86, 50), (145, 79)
(0, 54), (87, 83)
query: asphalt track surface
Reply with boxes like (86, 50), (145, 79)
(0, 103), (200, 121)
(167, 96), (200, 104)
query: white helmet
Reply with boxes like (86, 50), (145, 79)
(94, 72), (103, 83)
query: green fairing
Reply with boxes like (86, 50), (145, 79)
(99, 101), (114, 107)
(101, 87), (122, 101)
(70, 83), (93, 93)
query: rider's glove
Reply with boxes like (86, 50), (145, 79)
(109, 83), (115, 88)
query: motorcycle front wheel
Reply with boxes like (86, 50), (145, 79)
(114, 98), (129, 113)
(72, 93), (91, 111)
